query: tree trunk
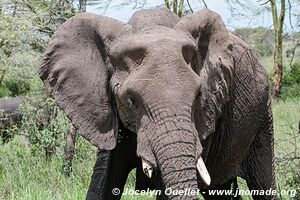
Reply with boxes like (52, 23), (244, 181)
(79, 0), (87, 12)
(164, 0), (171, 9)
(272, 42), (283, 99)
(173, 0), (178, 15)
(178, 0), (184, 17)
(62, 124), (76, 176)
(271, 0), (286, 99)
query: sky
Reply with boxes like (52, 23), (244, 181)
(85, 0), (298, 32)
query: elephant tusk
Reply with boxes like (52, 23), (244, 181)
(142, 159), (153, 179)
(197, 157), (211, 186)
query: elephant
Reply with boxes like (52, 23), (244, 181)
(0, 96), (25, 142)
(38, 7), (277, 200)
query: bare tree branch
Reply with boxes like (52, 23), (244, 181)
(287, 0), (293, 29)
(178, 0), (184, 17)
(164, 0), (171, 9)
(201, 0), (208, 8)
(186, 0), (193, 13)
(79, 0), (87, 12)
(276, 157), (300, 162)
(259, 0), (271, 6)
(173, 0), (178, 15)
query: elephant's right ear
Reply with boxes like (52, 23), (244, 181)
(38, 13), (131, 150)
(175, 9), (234, 139)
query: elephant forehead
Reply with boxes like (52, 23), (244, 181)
(111, 26), (196, 55)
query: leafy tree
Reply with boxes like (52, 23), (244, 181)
(225, 0), (300, 99)
(0, 0), (86, 96)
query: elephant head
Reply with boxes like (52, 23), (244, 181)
(39, 8), (233, 199)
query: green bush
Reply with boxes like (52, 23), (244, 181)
(281, 63), (300, 99)
(4, 79), (30, 96)
(0, 79), (31, 97)
(0, 135), (95, 200)
(0, 85), (12, 97)
(283, 63), (300, 86)
(287, 168), (300, 200)
(281, 84), (300, 100)
(20, 95), (70, 159)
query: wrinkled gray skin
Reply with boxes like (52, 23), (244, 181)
(0, 97), (25, 142)
(39, 8), (277, 200)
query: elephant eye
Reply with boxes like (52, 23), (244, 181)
(113, 83), (121, 93)
(126, 97), (134, 108)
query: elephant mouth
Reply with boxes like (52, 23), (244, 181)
(141, 157), (211, 186)
(136, 104), (212, 197)
(137, 119), (211, 187)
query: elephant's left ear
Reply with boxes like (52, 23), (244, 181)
(38, 13), (131, 150)
(175, 9), (234, 138)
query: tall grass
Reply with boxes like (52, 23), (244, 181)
(0, 136), (95, 200)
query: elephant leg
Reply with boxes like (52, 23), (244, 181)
(242, 144), (277, 200)
(241, 108), (277, 200)
(154, 170), (168, 200)
(86, 130), (137, 200)
(86, 149), (112, 200)
(201, 179), (236, 200)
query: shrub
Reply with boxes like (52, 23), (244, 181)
(281, 84), (300, 100)
(0, 79), (31, 97)
(0, 86), (12, 97)
(4, 79), (30, 96)
(283, 63), (300, 86)
(20, 94), (70, 159)
(281, 63), (300, 99)
(287, 168), (300, 200)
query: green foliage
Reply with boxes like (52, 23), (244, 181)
(273, 98), (300, 199)
(0, 86), (11, 97)
(0, 79), (31, 97)
(286, 168), (300, 200)
(281, 63), (300, 99)
(281, 84), (300, 100)
(20, 95), (69, 159)
(0, 0), (80, 98)
(4, 79), (30, 96)
(0, 136), (95, 200)
(283, 63), (300, 85)
(0, 0), (45, 84)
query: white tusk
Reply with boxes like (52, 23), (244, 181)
(197, 157), (211, 186)
(142, 159), (153, 179)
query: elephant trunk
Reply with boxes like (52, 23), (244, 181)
(147, 120), (202, 200)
